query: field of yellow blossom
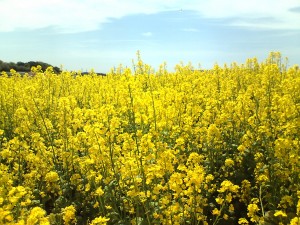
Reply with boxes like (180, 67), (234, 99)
(0, 52), (299, 225)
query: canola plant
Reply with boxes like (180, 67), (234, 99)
(0, 52), (299, 225)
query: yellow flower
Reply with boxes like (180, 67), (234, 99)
(62, 205), (76, 225)
(207, 124), (221, 142)
(297, 198), (300, 215)
(256, 174), (269, 184)
(247, 203), (259, 214)
(290, 217), (300, 225)
(225, 193), (233, 203)
(225, 158), (234, 167)
(218, 180), (239, 193)
(247, 203), (260, 222)
(15, 219), (25, 225)
(212, 208), (220, 216)
(274, 210), (287, 217)
(45, 171), (59, 183)
(105, 205), (112, 210)
(93, 201), (99, 208)
(237, 145), (246, 153)
(238, 218), (249, 224)
(205, 174), (214, 183)
(26, 207), (49, 225)
(175, 137), (185, 146)
(216, 197), (224, 205)
(89, 216), (110, 225)
(5, 214), (13, 222)
(95, 187), (104, 196)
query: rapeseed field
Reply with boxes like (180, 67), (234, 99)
(0, 52), (299, 224)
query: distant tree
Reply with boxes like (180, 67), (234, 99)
(0, 60), (4, 71)
(0, 60), (61, 73)
(8, 62), (17, 70)
(0, 62), (9, 71)
(53, 66), (61, 73)
(17, 61), (25, 67)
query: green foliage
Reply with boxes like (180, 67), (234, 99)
(0, 60), (61, 74)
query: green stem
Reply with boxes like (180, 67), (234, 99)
(259, 185), (265, 217)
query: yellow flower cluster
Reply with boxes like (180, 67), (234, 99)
(62, 205), (76, 225)
(0, 52), (299, 224)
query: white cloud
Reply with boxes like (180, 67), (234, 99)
(0, 0), (161, 33)
(0, 0), (299, 33)
(182, 28), (199, 32)
(190, 0), (300, 30)
(142, 32), (153, 37)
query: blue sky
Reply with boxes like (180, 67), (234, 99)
(0, 0), (299, 72)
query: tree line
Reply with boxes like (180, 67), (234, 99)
(0, 60), (61, 73)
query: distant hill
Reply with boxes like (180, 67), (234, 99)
(0, 60), (61, 73)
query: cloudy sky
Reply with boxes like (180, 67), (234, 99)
(0, 0), (299, 72)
